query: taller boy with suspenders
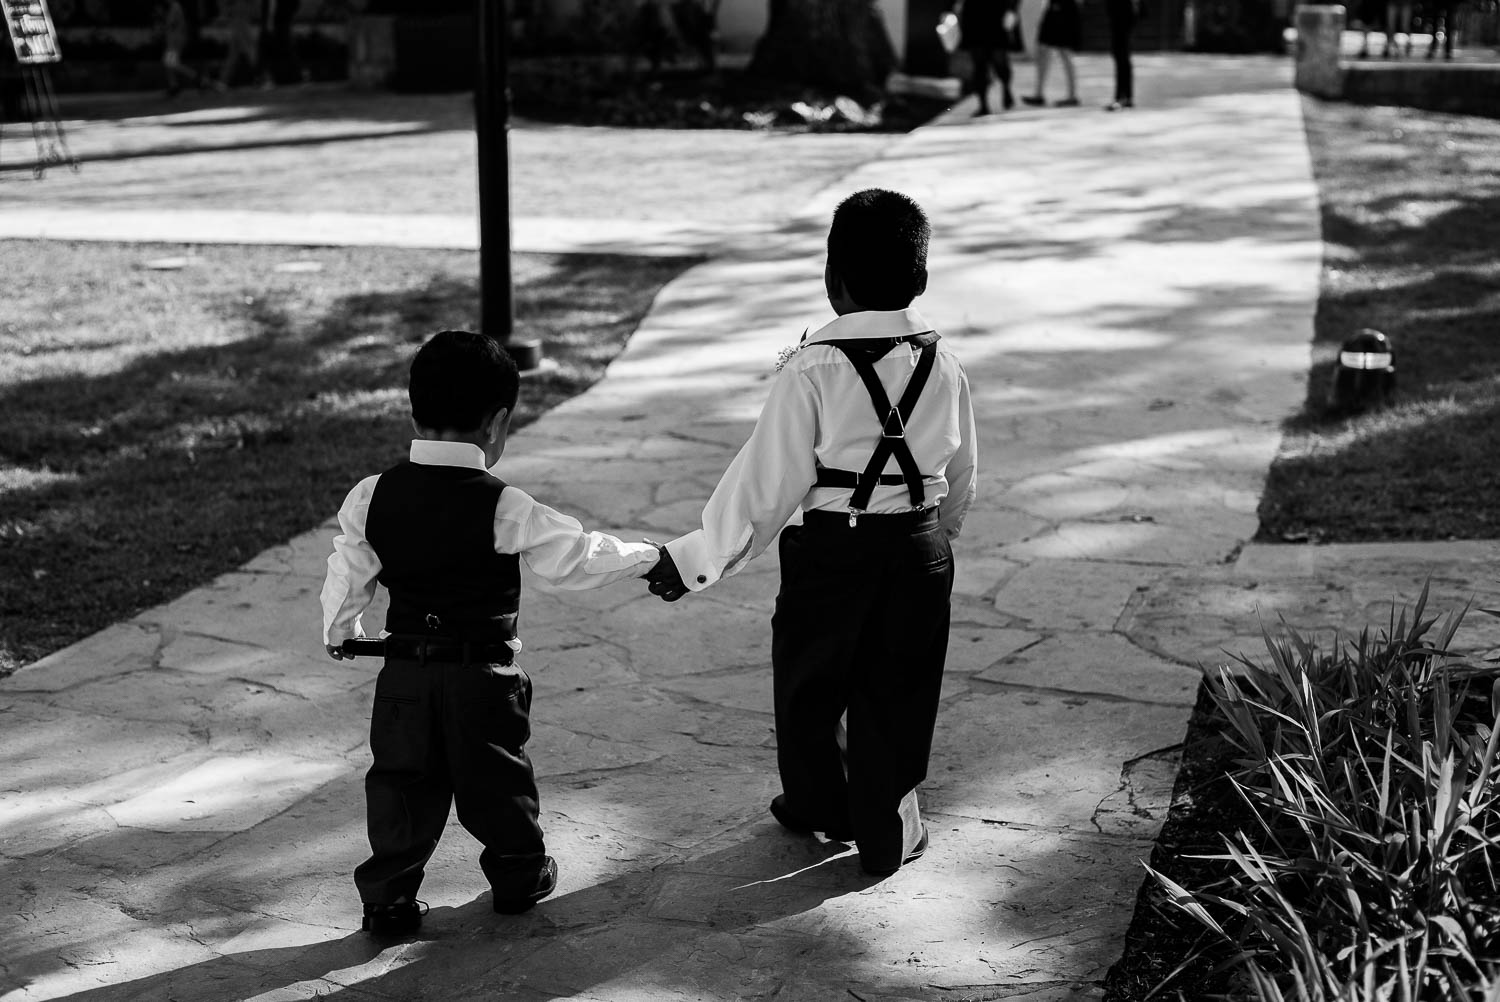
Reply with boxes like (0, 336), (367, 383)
(646, 189), (978, 876)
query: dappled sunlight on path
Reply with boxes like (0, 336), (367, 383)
(0, 54), (1337, 1002)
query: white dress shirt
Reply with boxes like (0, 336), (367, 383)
(665, 307), (978, 593)
(321, 439), (660, 646)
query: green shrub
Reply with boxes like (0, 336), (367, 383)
(1149, 585), (1500, 1000)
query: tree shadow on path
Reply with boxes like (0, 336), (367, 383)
(43, 832), (890, 1002)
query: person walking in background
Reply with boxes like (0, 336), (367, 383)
(1426, 0), (1458, 58)
(217, 0), (259, 89)
(160, 0), (215, 96)
(1382, 0), (1415, 55)
(958, 0), (1023, 115)
(1022, 0), (1082, 107)
(1104, 0), (1140, 109)
(1353, 0), (1386, 56)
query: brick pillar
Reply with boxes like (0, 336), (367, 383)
(1295, 5), (1346, 98)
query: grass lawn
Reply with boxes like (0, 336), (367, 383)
(1255, 98), (1500, 543)
(0, 241), (697, 677)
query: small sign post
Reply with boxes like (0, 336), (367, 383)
(1, 0), (77, 177)
(4, 0), (61, 63)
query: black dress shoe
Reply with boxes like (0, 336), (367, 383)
(1021, 95), (1046, 106)
(861, 825), (929, 877)
(362, 898), (426, 937)
(493, 856), (558, 914)
(769, 795), (853, 843)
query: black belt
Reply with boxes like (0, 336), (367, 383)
(340, 636), (516, 665)
(802, 507), (941, 533)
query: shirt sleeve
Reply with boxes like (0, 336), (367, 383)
(495, 487), (660, 589)
(940, 361), (979, 539)
(321, 476), (382, 646)
(666, 365), (819, 592)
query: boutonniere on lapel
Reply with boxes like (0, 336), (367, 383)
(774, 329), (810, 373)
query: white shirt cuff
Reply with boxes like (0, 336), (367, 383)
(665, 531), (719, 592)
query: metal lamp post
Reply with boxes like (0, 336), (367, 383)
(475, 0), (541, 369)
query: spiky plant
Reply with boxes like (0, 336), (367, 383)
(1147, 585), (1500, 1001)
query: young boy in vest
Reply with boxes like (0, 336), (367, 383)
(646, 189), (978, 876)
(322, 330), (662, 936)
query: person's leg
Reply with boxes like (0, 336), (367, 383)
(844, 522), (953, 874)
(163, 51), (183, 96)
(354, 660), (453, 906)
(1108, 4), (1134, 105)
(445, 661), (551, 902)
(1383, 2), (1397, 54)
(1057, 48), (1078, 102)
(1025, 45), (1052, 102)
(970, 44), (994, 113)
(993, 48), (1015, 108)
(770, 524), (876, 837)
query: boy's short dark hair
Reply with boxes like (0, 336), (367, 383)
(409, 330), (520, 432)
(827, 189), (930, 311)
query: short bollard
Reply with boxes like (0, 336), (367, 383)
(1328, 328), (1396, 413)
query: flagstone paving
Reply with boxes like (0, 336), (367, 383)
(4, 54), (1497, 1002)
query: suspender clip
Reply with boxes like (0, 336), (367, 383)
(847, 508), (863, 529)
(881, 407), (906, 440)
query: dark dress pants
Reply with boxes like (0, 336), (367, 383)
(967, 43), (1014, 111)
(771, 510), (954, 872)
(1107, 0), (1137, 101)
(354, 656), (547, 904)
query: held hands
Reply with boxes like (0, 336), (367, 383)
(326, 643), (353, 661)
(642, 540), (689, 602)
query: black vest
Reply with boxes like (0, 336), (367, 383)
(365, 460), (521, 641)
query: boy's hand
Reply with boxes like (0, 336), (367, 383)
(326, 643), (353, 661)
(642, 542), (688, 602)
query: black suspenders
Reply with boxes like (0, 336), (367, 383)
(810, 332), (941, 526)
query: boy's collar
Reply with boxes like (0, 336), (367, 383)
(805, 307), (932, 344)
(409, 439), (489, 470)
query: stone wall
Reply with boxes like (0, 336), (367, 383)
(1343, 62), (1500, 116)
(1293, 3), (1500, 117)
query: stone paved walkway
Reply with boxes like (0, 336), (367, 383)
(4, 55), (1498, 1002)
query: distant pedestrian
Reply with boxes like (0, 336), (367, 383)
(1383, 0), (1415, 55)
(1426, 0), (1458, 58)
(1104, 0), (1140, 109)
(645, 189), (979, 878)
(217, 0), (259, 89)
(1354, 0), (1385, 55)
(321, 330), (664, 937)
(1022, 0), (1082, 107)
(159, 0), (208, 96)
(957, 0), (1022, 114)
